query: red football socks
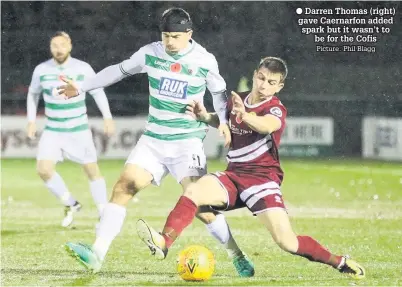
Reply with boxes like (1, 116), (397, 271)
(296, 235), (343, 268)
(162, 196), (198, 248)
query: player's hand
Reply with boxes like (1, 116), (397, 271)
(27, 122), (37, 140)
(231, 91), (246, 120)
(57, 76), (80, 99)
(218, 124), (231, 148)
(186, 100), (209, 122)
(103, 118), (115, 137)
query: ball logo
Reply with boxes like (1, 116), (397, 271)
(187, 258), (197, 273)
(270, 107), (282, 117)
(170, 63), (182, 73)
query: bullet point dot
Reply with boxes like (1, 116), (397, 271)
(296, 8), (303, 15)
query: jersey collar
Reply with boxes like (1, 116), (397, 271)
(52, 56), (72, 70)
(244, 93), (273, 108)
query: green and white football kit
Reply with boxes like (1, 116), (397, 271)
(27, 57), (112, 164)
(78, 40), (228, 184)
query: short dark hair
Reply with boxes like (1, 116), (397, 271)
(258, 57), (288, 83)
(159, 7), (192, 32)
(51, 31), (71, 42)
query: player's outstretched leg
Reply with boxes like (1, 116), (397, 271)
(256, 209), (365, 279)
(137, 175), (224, 257)
(136, 219), (168, 260)
(137, 175), (255, 276)
(181, 175), (255, 277)
(137, 194), (198, 259)
(197, 208), (255, 277)
(65, 242), (102, 273)
(65, 164), (153, 272)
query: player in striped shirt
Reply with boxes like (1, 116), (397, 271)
(61, 8), (254, 276)
(137, 57), (366, 280)
(26, 31), (115, 228)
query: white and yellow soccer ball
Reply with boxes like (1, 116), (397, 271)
(177, 245), (215, 281)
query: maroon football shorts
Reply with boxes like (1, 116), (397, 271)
(210, 170), (286, 215)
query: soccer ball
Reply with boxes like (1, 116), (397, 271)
(177, 245), (215, 281)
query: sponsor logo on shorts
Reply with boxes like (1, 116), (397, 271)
(189, 154), (204, 170)
(275, 195), (282, 203)
(159, 77), (188, 99)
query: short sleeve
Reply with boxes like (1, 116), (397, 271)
(264, 103), (287, 128)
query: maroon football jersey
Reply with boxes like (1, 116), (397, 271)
(226, 91), (287, 184)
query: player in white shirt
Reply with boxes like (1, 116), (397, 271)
(62, 8), (255, 276)
(26, 31), (115, 228)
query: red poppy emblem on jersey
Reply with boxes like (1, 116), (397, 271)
(170, 63), (182, 73)
(235, 115), (242, 124)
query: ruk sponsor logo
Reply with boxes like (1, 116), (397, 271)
(159, 77), (188, 99)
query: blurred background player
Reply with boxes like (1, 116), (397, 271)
(61, 8), (254, 276)
(26, 31), (115, 227)
(137, 57), (366, 280)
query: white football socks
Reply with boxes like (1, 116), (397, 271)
(45, 172), (76, 206)
(93, 203), (126, 261)
(206, 213), (242, 258)
(89, 178), (108, 217)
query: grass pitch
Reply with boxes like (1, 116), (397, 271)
(1, 158), (401, 286)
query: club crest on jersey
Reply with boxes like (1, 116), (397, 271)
(270, 107), (282, 117)
(170, 63), (182, 73)
(159, 77), (188, 99)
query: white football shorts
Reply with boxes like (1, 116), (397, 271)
(37, 129), (98, 164)
(126, 134), (207, 186)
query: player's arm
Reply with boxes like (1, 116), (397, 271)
(26, 66), (42, 139)
(186, 101), (220, 128)
(242, 113), (281, 134)
(232, 91), (284, 134)
(206, 57), (229, 125)
(201, 112), (221, 129)
(60, 48), (147, 98)
(80, 48), (146, 93)
(85, 65), (115, 136)
(86, 65), (113, 119)
(205, 57), (231, 147)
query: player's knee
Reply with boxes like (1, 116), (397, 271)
(83, 163), (102, 181)
(113, 174), (142, 197)
(36, 164), (54, 181)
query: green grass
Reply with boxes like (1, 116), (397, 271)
(1, 158), (402, 286)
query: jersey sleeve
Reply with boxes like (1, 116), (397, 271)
(28, 65), (42, 94)
(205, 56), (226, 93)
(84, 64), (113, 119)
(119, 46), (147, 76)
(264, 103), (287, 128)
